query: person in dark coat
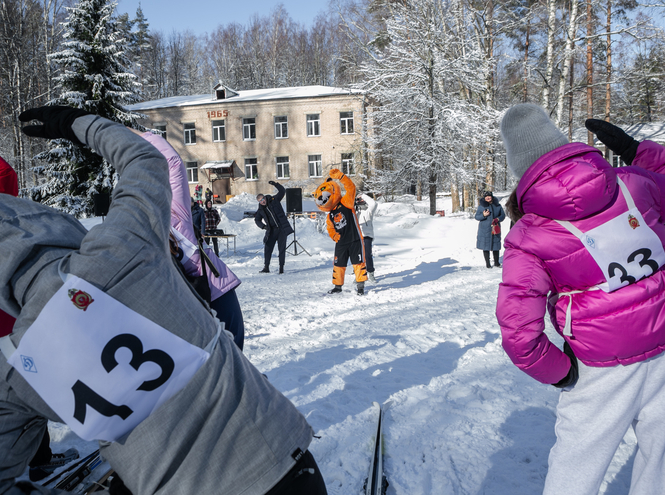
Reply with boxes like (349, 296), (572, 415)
(190, 197), (205, 239)
(475, 191), (506, 268)
(254, 181), (294, 274)
(203, 199), (221, 255)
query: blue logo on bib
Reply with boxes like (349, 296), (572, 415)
(20, 355), (37, 373)
(585, 235), (596, 249)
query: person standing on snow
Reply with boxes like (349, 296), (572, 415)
(355, 193), (378, 282)
(0, 106), (327, 495)
(254, 181), (293, 274)
(190, 196), (205, 239)
(203, 199), (221, 256)
(475, 191), (505, 268)
(497, 102), (665, 495)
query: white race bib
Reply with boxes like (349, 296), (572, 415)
(7, 276), (210, 442)
(558, 178), (665, 292)
(170, 227), (199, 272)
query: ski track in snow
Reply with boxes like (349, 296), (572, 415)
(35, 194), (636, 494)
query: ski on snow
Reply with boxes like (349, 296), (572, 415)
(41, 449), (114, 493)
(363, 401), (388, 495)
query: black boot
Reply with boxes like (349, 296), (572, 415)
(279, 265), (284, 274)
(259, 266), (270, 273)
(357, 282), (365, 295)
(328, 285), (343, 294)
(493, 251), (502, 268)
(483, 250), (492, 269)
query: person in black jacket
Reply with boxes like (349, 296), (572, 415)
(190, 197), (205, 240)
(254, 181), (294, 274)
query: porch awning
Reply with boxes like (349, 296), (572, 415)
(201, 160), (242, 179)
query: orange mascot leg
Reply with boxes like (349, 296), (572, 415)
(333, 266), (346, 286)
(353, 263), (368, 283)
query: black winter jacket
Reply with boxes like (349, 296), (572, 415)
(254, 183), (294, 242)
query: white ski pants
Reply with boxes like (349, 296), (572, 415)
(543, 351), (665, 495)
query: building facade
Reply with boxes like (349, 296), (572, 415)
(128, 84), (367, 204)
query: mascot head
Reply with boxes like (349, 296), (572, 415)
(313, 178), (342, 212)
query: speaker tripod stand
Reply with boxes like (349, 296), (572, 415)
(286, 213), (311, 256)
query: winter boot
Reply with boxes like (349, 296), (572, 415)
(493, 251), (502, 268)
(367, 272), (376, 283)
(29, 448), (79, 482)
(483, 251), (492, 269)
(259, 266), (270, 273)
(328, 285), (343, 294)
(357, 282), (365, 296)
(279, 265), (284, 274)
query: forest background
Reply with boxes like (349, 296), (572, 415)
(2, 0), (665, 216)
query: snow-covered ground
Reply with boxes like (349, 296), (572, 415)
(35, 192), (637, 494)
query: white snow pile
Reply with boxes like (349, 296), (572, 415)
(32, 193), (637, 494)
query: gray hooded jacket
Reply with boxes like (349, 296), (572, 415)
(0, 116), (312, 495)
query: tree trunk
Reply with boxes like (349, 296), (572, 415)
(555, 0), (580, 127)
(451, 179), (460, 213)
(542, 0), (557, 109)
(586, 0), (594, 145)
(604, 0), (612, 158)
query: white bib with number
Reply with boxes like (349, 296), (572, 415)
(557, 178), (665, 292)
(7, 276), (211, 442)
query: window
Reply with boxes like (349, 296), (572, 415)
(276, 156), (290, 179)
(306, 114), (320, 137)
(212, 120), (225, 142)
(308, 154), (322, 177)
(243, 118), (256, 141)
(341, 153), (355, 176)
(154, 124), (167, 140)
(274, 116), (288, 139)
(245, 158), (258, 180)
(340, 111), (354, 134)
(185, 162), (198, 183)
(183, 123), (196, 145)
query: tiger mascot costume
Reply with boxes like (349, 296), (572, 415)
(313, 169), (368, 295)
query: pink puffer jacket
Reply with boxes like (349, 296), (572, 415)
(497, 141), (665, 384)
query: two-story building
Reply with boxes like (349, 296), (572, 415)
(128, 84), (367, 203)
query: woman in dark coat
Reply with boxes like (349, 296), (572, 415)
(475, 191), (506, 268)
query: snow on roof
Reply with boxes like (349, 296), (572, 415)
(571, 121), (665, 144)
(201, 161), (234, 169)
(127, 85), (363, 111)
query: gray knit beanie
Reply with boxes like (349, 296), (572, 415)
(500, 103), (568, 179)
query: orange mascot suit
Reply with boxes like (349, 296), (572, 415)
(313, 169), (368, 295)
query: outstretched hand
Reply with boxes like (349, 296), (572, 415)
(268, 180), (278, 186)
(19, 106), (91, 145)
(329, 168), (343, 179)
(585, 119), (639, 165)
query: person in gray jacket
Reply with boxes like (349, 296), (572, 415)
(355, 193), (378, 282)
(0, 106), (327, 495)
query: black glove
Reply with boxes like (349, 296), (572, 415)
(19, 105), (92, 145)
(268, 180), (277, 186)
(553, 341), (579, 389)
(585, 119), (639, 165)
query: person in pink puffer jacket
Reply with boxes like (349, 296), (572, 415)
(497, 103), (665, 495)
(141, 132), (245, 350)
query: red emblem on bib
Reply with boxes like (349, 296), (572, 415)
(628, 214), (640, 230)
(68, 289), (94, 311)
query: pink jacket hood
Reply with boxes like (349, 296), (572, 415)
(497, 141), (665, 384)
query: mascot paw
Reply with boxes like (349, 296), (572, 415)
(329, 168), (343, 179)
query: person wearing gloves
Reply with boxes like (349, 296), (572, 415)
(141, 132), (245, 351)
(254, 181), (293, 274)
(0, 106), (327, 495)
(497, 103), (665, 495)
(355, 193), (378, 282)
(474, 190), (505, 268)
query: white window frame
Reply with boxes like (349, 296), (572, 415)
(243, 117), (256, 141)
(275, 156), (290, 179)
(340, 111), (354, 134)
(341, 153), (355, 176)
(308, 154), (322, 178)
(245, 158), (258, 181)
(185, 161), (198, 183)
(154, 123), (167, 140)
(183, 122), (196, 145)
(274, 116), (288, 139)
(212, 120), (225, 142)
(306, 114), (321, 137)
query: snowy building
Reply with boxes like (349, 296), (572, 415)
(128, 84), (367, 203)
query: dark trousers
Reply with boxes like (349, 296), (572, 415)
(210, 288), (245, 351)
(363, 236), (374, 273)
(483, 250), (500, 266)
(29, 428), (52, 467)
(264, 228), (287, 268)
(204, 237), (219, 256)
(265, 450), (328, 495)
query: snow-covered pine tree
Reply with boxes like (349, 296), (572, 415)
(31, 0), (144, 217)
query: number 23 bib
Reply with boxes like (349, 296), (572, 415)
(6, 276), (212, 442)
(557, 177), (665, 292)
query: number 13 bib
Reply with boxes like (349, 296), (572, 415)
(7, 276), (211, 442)
(557, 177), (665, 292)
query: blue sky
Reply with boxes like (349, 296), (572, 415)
(116, 0), (329, 35)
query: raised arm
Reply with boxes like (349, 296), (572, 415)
(329, 169), (355, 209)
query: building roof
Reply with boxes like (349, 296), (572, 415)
(127, 85), (363, 111)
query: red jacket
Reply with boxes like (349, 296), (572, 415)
(0, 156), (17, 336)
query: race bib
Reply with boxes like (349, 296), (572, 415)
(558, 178), (665, 292)
(7, 276), (210, 442)
(170, 227), (199, 272)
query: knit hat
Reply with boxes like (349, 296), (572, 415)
(500, 103), (568, 179)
